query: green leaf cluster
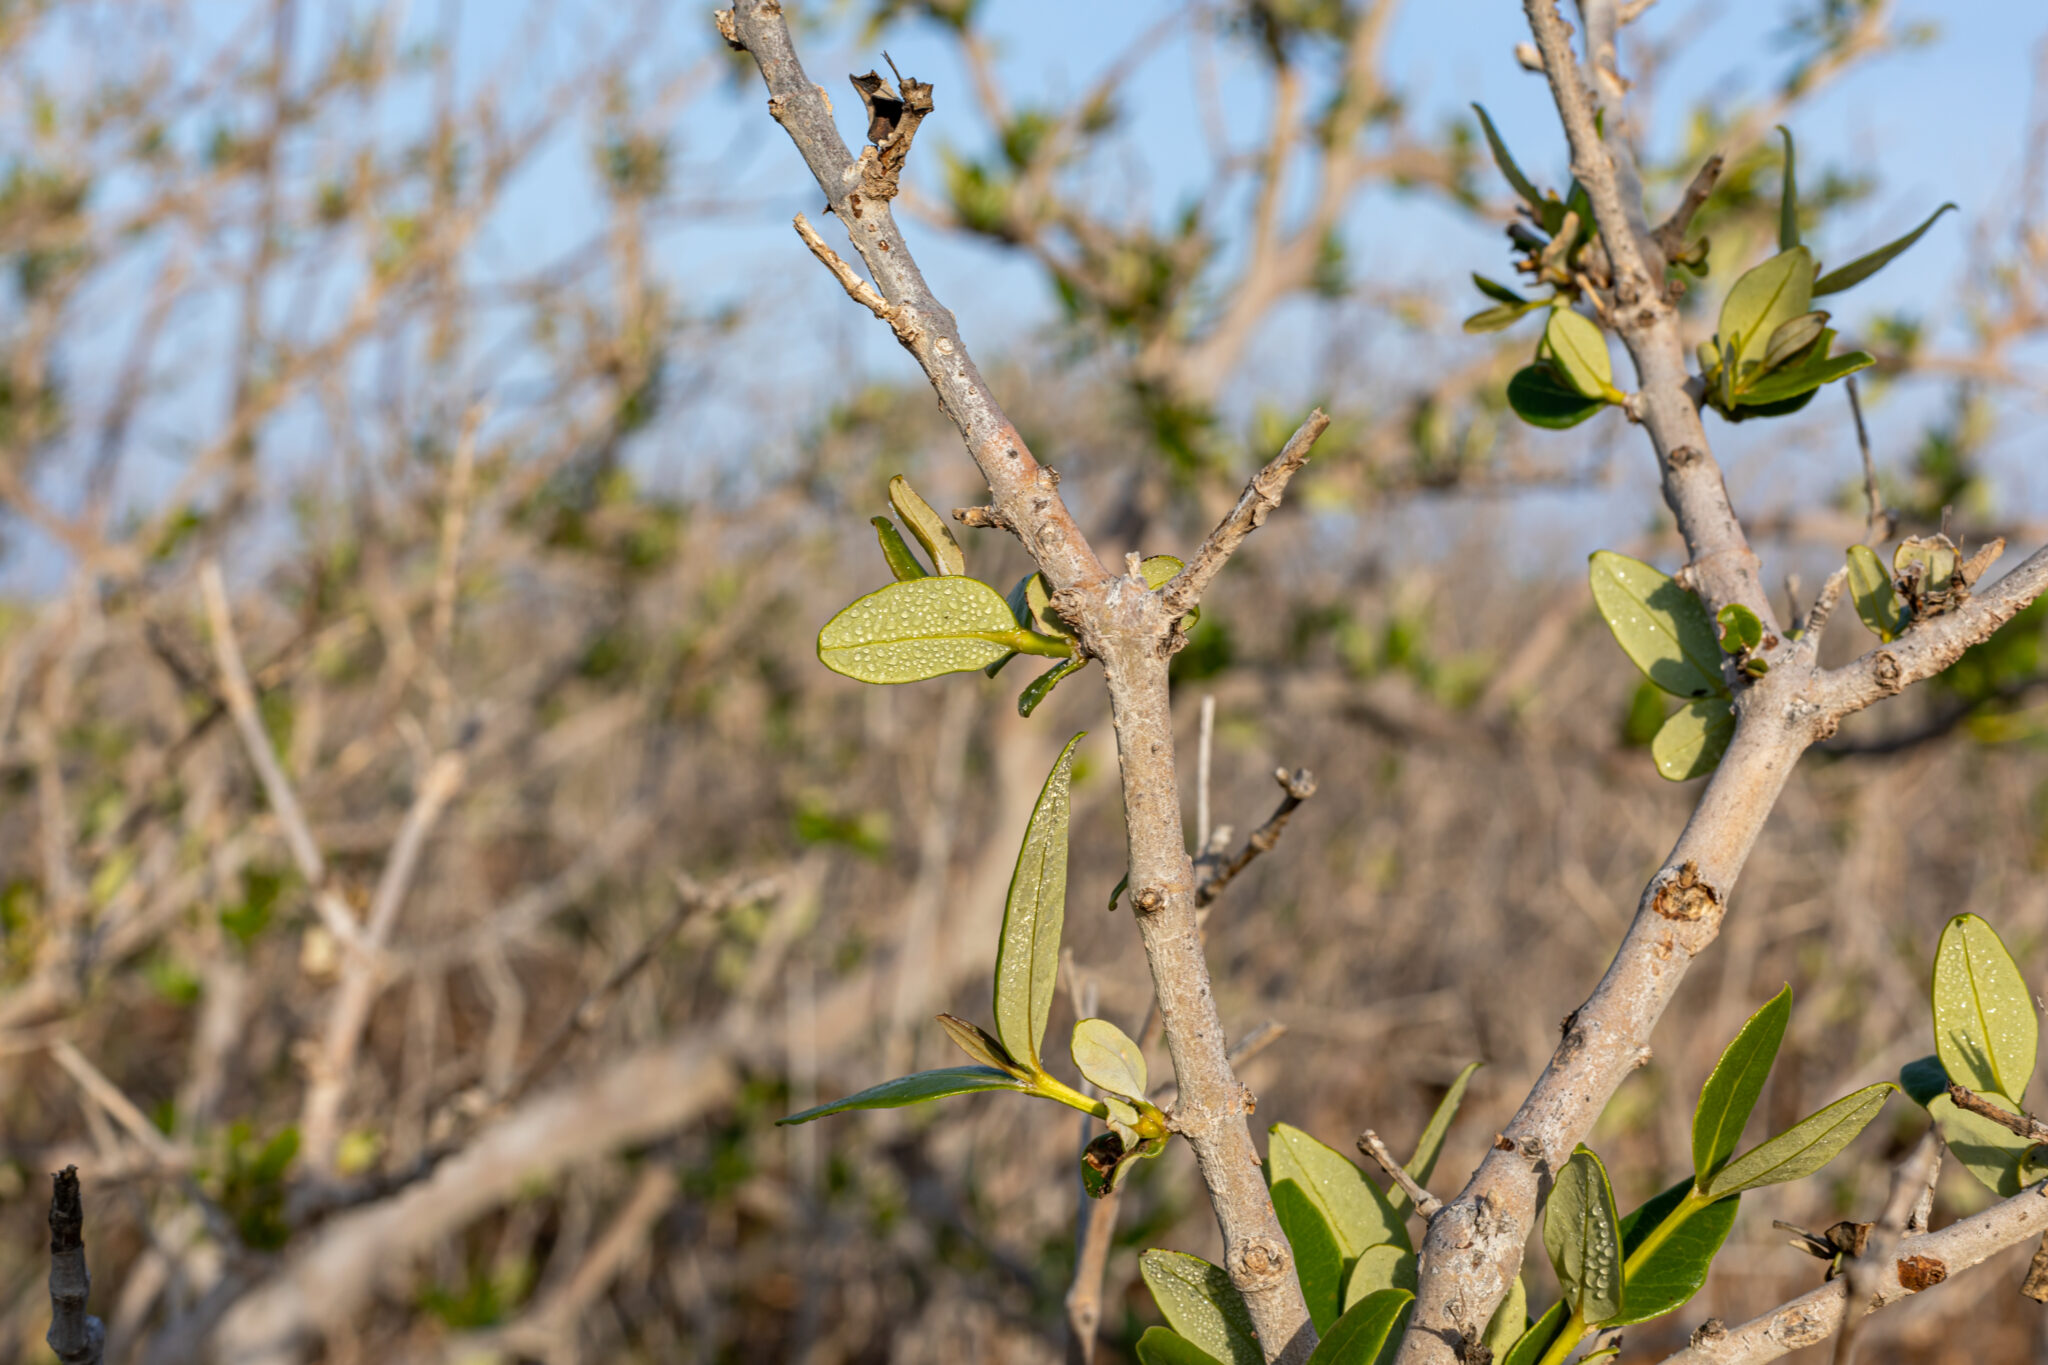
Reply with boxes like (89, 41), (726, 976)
(778, 736), (1172, 1190)
(1511, 987), (1891, 1365)
(1586, 551), (1735, 780)
(1901, 914), (2045, 1196)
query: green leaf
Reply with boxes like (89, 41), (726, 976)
(1716, 603), (1763, 654)
(1473, 273), (1527, 304)
(1735, 344), (1873, 407)
(1694, 986), (1792, 1182)
(1024, 571), (1076, 638)
(1814, 203), (1958, 297)
(1464, 299), (1545, 333)
(1611, 1177), (1739, 1326)
(1502, 1301), (1570, 1365)
(1306, 1289), (1413, 1365)
(1393, 1061), (1482, 1220)
(1072, 1017), (1148, 1101)
(936, 1013), (1027, 1077)
(1933, 913), (2038, 1103)
(1719, 246), (1814, 375)
(1342, 1243), (1417, 1310)
(889, 474), (965, 575)
(1761, 311), (1828, 370)
(1019, 655), (1091, 717)
(871, 516), (930, 580)
(1846, 545), (1907, 642)
(1507, 363), (1605, 429)
(1483, 1276), (1528, 1357)
(1776, 126), (1799, 252)
(1700, 1082), (1895, 1198)
(818, 577), (1043, 683)
(1273, 1179), (1346, 1333)
(1652, 698), (1734, 782)
(1472, 104), (1544, 210)
(1267, 1124), (1411, 1259)
(1587, 551), (1726, 699)
(1135, 1329), (1225, 1365)
(777, 1066), (1031, 1124)
(1544, 1146), (1624, 1326)
(1546, 308), (1615, 400)
(993, 733), (1085, 1070)
(1140, 1251), (1261, 1365)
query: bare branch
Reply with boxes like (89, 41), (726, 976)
(46, 1167), (104, 1365)
(1358, 1130), (1440, 1219)
(1161, 411), (1331, 618)
(1844, 378), (1895, 543)
(1946, 1082), (2048, 1143)
(1832, 1130), (1941, 1365)
(1197, 767), (1318, 908)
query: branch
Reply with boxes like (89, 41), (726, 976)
(1946, 1082), (2048, 1143)
(1161, 411), (1331, 618)
(1831, 1130), (1940, 1365)
(1357, 1130), (1439, 1219)
(46, 1167), (104, 1365)
(1660, 1175), (2048, 1365)
(1196, 767), (1318, 908)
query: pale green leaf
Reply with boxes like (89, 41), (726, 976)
(777, 1067), (1031, 1124)
(1544, 1145), (1623, 1326)
(1305, 1289), (1413, 1365)
(1587, 551), (1725, 699)
(1472, 104), (1544, 210)
(1273, 1179), (1346, 1333)
(1932, 913), (2038, 1103)
(1700, 1083), (1895, 1198)
(1140, 1251), (1261, 1365)
(1760, 311), (1828, 370)
(1652, 698), (1734, 782)
(1483, 1275), (1528, 1357)
(1341, 1243), (1417, 1310)
(1716, 603), (1763, 654)
(818, 577), (1028, 683)
(1846, 544), (1906, 642)
(871, 516), (929, 580)
(889, 474), (965, 575)
(993, 733), (1085, 1069)
(1135, 1329), (1224, 1365)
(1694, 986), (1793, 1182)
(1546, 308), (1614, 399)
(1928, 1088), (2036, 1197)
(1776, 126), (1799, 252)
(1720, 247), (1815, 374)
(936, 1013), (1026, 1076)
(1268, 1123), (1411, 1259)
(1736, 345), (1872, 406)
(1072, 1017), (1148, 1101)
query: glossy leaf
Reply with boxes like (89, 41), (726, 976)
(1135, 1328), (1224, 1365)
(1761, 310), (1828, 370)
(1736, 344), (1873, 407)
(1473, 273), (1526, 304)
(1544, 1146), (1624, 1326)
(1140, 1251), (1261, 1365)
(1720, 247), (1814, 375)
(1072, 1017), (1147, 1100)
(1652, 698), (1734, 782)
(819, 577), (1036, 683)
(1019, 655), (1091, 717)
(888, 474), (965, 576)
(1611, 1178), (1739, 1326)
(1392, 1061), (1482, 1220)
(871, 516), (929, 580)
(1341, 1243), (1416, 1310)
(777, 1066), (1030, 1124)
(1694, 986), (1793, 1182)
(1305, 1289), (1413, 1365)
(1814, 203), (1958, 297)
(1776, 126), (1799, 252)
(1501, 1301), (1570, 1365)
(1716, 603), (1763, 654)
(1701, 1082), (1895, 1198)
(1846, 545), (1907, 642)
(936, 1013), (1026, 1077)
(1472, 104), (1544, 210)
(1273, 1179), (1346, 1333)
(1587, 551), (1725, 700)
(1507, 363), (1605, 429)
(1546, 308), (1615, 400)
(1932, 913), (2037, 1103)
(1483, 1276), (1528, 1358)
(1268, 1124), (1411, 1258)
(993, 733), (1085, 1069)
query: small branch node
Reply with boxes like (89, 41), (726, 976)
(1359, 1130), (1442, 1219)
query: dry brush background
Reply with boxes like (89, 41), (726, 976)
(2, 1), (2048, 1362)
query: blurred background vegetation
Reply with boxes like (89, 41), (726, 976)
(2, 0), (2048, 1362)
